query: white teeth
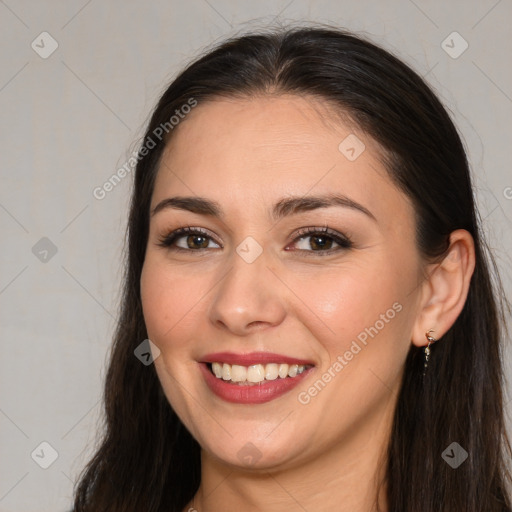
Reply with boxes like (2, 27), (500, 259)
(288, 364), (298, 378)
(247, 364), (265, 383)
(265, 363), (279, 380)
(231, 364), (247, 382)
(222, 363), (231, 381)
(209, 362), (309, 383)
(278, 363), (289, 379)
(212, 362), (223, 378)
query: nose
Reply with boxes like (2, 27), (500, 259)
(208, 249), (286, 336)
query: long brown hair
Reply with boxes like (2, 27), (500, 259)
(73, 26), (512, 511)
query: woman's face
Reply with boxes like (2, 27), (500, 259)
(140, 95), (425, 471)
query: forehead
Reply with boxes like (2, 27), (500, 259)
(151, 95), (411, 226)
(161, 94), (372, 168)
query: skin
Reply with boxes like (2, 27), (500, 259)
(140, 95), (475, 512)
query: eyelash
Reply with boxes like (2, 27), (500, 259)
(157, 226), (353, 256)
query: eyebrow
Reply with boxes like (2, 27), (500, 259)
(151, 194), (376, 222)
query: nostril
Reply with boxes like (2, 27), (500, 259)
(247, 321), (266, 329)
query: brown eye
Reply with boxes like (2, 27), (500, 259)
(308, 235), (334, 251)
(185, 234), (210, 249)
(294, 234), (337, 251)
(290, 227), (352, 254)
(157, 227), (221, 251)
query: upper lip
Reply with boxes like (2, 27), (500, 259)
(200, 351), (314, 366)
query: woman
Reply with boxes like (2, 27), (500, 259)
(73, 26), (512, 511)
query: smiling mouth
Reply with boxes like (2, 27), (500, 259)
(207, 362), (313, 385)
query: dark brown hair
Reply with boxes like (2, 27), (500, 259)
(73, 26), (512, 511)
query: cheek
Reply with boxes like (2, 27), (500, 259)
(287, 257), (415, 374)
(287, 264), (413, 425)
(140, 259), (203, 349)
(140, 259), (207, 431)
(295, 267), (398, 334)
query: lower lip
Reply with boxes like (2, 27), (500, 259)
(199, 363), (313, 404)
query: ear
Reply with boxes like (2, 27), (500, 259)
(411, 229), (476, 347)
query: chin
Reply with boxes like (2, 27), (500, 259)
(198, 429), (307, 472)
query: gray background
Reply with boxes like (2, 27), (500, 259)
(0, 1), (511, 510)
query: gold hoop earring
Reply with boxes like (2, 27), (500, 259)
(422, 329), (437, 377)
